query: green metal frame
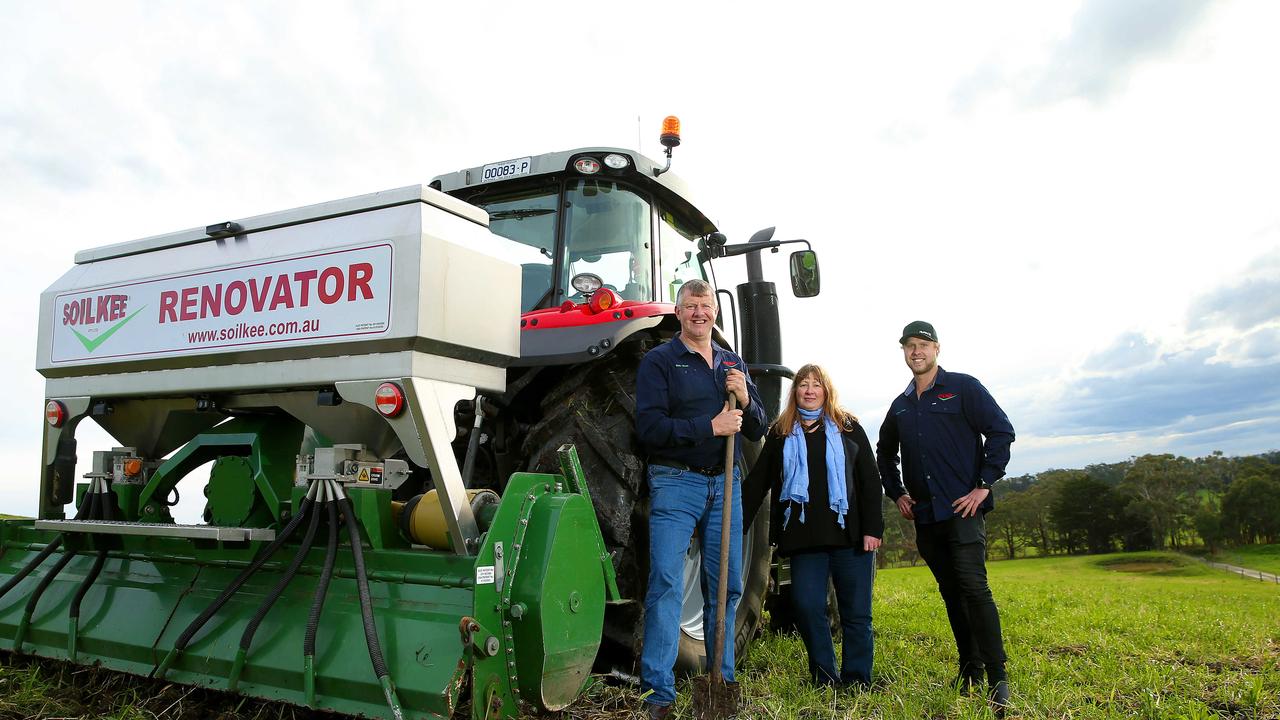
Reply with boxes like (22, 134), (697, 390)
(0, 444), (612, 720)
(136, 417), (302, 524)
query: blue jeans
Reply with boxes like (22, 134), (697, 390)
(789, 547), (875, 685)
(640, 464), (743, 707)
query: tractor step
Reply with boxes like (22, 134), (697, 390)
(34, 520), (277, 542)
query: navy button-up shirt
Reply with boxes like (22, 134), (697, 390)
(877, 367), (1015, 524)
(636, 334), (767, 469)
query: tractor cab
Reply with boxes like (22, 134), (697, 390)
(432, 146), (711, 314)
(433, 123), (819, 375)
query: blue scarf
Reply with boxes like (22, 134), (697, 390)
(780, 408), (848, 529)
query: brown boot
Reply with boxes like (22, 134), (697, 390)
(644, 701), (672, 719)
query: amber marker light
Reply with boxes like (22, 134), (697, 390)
(660, 116), (682, 148)
(45, 400), (67, 428)
(589, 288), (621, 314)
(374, 382), (406, 417)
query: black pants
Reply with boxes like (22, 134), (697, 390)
(915, 514), (1007, 674)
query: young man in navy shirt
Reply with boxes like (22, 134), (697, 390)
(877, 321), (1015, 716)
(635, 279), (766, 718)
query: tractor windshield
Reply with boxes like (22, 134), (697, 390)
(561, 179), (652, 303)
(473, 179), (656, 311)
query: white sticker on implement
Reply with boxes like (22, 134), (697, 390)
(476, 566), (496, 585)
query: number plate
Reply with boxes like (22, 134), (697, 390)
(480, 157), (532, 183)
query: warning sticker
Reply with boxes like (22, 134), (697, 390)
(357, 468), (370, 483)
(370, 466), (383, 484)
(476, 566), (496, 585)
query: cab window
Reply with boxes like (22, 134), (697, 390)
(472, 186), (558, 311)
(658, 208), (706, 302)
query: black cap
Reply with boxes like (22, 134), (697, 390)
(899, 320), (938, 344)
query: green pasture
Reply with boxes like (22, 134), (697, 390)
(725, 552), (1279, 719)
(0, 552), (1276, 719)
(1210, 544), (1280, 576)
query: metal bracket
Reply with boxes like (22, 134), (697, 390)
(557, 445), (622, 602)
(336, 378), (479, 555)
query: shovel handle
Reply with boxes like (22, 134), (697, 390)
(711, 394), (737, 683)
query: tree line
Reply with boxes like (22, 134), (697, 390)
(876, 450), (1280, 565)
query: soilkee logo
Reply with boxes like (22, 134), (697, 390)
(61, 293), (145, 353)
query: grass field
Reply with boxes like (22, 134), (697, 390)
(1212, 544), (1280, 576)
(725, 552), (1279, 720)
(1, 552), (1277, 719)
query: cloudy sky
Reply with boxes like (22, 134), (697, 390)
(3, 1), (1278, 516)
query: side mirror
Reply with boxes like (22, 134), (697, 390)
(789, 250), (821, 297)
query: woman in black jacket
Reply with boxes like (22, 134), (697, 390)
(748, 363), (884, 688)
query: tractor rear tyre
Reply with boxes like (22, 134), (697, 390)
(521, 340), (771, 677)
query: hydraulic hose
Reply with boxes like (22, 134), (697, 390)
(67, 548), (107, 662)
(228, 480), (325, 691)
(153, 483), (318, 679)
(0, 536), (63, 602)
(336, 483), (404, 720)
(0, 478), (100, 603)
(13, 545), (77, 651)
(69, 480), (115, 661)
(304, 483), (340, 706)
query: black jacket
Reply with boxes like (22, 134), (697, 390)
(744, 419), (885, 556)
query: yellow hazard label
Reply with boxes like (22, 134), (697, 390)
(357, 468), (370, 483)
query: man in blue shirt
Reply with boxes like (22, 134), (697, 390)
(635, 279), (767, 718)
(877, 320), (1015, 716)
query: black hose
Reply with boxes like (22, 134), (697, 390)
(70, 487), (112, 621)
(79, 486), (100, 522)
(164, 494), (316, 657)
(339, 495), (390, 679)
(304, 496), (339, 658)
(237, 489), (323, 653)
(69, 550), (108, 621)
(0, 537), (63, 602)
(0, 483), (98, 603)
(22, 548), (77, 618)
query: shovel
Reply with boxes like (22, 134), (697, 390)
(692, 395), (740, 719)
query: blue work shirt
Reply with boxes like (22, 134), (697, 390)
(636, 334), (767, 469)
(877, 367), (1015, 524)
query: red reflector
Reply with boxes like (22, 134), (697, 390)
(374, 383), (405, 417)
(45, 400), (67, 428)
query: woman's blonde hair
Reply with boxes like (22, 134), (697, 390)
(771, 363), (857, 437)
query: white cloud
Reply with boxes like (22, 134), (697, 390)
(2, 1), (1279, 514)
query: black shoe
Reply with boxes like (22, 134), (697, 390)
(988, 680), (1010, 718)
(953, 667), (983, 695)
(839, 679), (872, 693)
(644, 701), (672, 719)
